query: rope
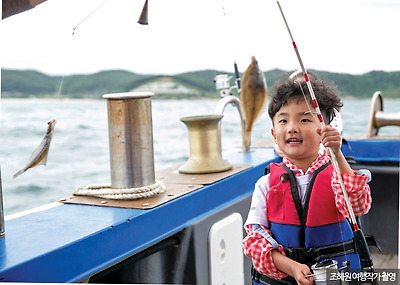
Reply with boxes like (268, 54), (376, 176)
(73, 180), (165, 200)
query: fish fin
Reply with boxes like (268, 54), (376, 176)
(14, 121), (55, 179)
(27, 120), (55, 161)
(28, 138), (48, 161)
(13, 151), (48, 178)
(36, 151), (49, 166)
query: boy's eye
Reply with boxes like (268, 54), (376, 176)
(278, 119), (287, 124)
(301, 118), (310, 122)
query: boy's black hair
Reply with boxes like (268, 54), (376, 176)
(268, 77), (343, 124)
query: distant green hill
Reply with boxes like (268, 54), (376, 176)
(1, 68), (399, 99)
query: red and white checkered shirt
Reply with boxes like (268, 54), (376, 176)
(242, 152), (372, 279)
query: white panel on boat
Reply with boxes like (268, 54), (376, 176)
(208, 212), (244, 285)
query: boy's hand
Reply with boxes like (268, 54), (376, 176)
(271, 249), (315, 285)
(291, 263), (315, 285)
(317, 124), (354, 175)
(317, 125), (342, 155)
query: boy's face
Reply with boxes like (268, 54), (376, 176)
(271, 97), (321, 167)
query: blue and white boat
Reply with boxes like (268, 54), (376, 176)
(1, 2), (399, 284)
(0, 80), (399, 284)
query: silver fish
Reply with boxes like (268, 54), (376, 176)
(240, 56), (268, 148)
(13, 120), (56, 178)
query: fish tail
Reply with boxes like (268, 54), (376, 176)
(244, 129), (252, 148)
(13, 169), (26, 179)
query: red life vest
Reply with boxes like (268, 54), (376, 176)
(266, 162), (360, 269)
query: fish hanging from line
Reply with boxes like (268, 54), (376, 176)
(13, 120), (56, 178)
(240, 56), (268, 148)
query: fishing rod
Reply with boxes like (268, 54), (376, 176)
(276, 1), (375, 274)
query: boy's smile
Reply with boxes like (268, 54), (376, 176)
(271, 98), (322, 171)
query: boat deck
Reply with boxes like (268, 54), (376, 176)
(0, 147), (279, 282)
(371, 252), (398, 269)
(1, 139), (399, 283)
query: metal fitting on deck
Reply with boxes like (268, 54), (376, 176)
(367, 91), (400, 137)
(214, 95), (248, 152)
(103, 92), (155, 189)
(179, 115), (232, 174)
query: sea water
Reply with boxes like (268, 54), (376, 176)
(0, 98), (399, 215)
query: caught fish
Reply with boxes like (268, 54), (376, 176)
(240, 56), (268, 149)
(13, 120), (56, 178)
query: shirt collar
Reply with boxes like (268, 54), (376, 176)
(283, 152), (330, 176)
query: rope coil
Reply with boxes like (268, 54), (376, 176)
(73, 180), (165, 200)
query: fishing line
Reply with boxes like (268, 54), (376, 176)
(60, 0), (110, 95)
(72, 0), (110, 35)
(57, 76), (64, 99)
(219, 0), (241, 92)
(220, 3), (237, 63)
(295, 74), (319, 121)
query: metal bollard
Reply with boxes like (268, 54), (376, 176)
(0, 167), (5, 238)
(178, 115), (232, 174)
(103, 92), (155, 189)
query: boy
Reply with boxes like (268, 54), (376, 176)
(243, 77), (372, 285)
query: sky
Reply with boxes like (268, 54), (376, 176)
(1, 0), (400, 76)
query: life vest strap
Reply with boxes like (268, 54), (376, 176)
(283, 239), (356, 264)
(251, 266), (296, 285)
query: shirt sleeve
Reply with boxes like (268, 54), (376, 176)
(243, 175), (288, 279)
(331, 168), (372, 217)
(243, 224), (288, 279)
(244, 175), (270, 227)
